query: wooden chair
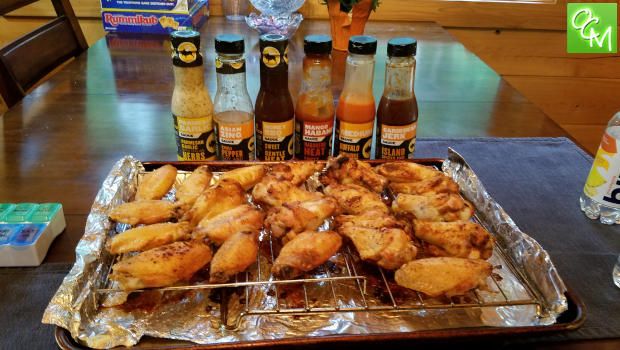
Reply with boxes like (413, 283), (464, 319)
(0, 0), (88, 108)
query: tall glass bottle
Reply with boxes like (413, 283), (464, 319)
(170, 30), (216, 160)
(255, 34), (295, 161)
(213, 34), (255, 160)
(376, 37), (419, 160)
(334, 35), (377, 159)
(295, 35), (334, 160)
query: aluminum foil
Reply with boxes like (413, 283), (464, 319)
(43, 152), (568, 349)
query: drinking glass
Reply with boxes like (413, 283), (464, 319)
(223, 0), (249, 21)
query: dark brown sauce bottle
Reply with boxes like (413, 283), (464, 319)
(376, 37), (419, 160)
(255, 34), (295, 161)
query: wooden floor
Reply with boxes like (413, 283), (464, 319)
(1, 17), (618, 154)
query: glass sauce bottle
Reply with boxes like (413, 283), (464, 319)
(376, 37), (419, 160)
(170, 30), (216, 160)
(295, 35), (334, 160)
(213, 34), (255, 160)
(334, 35), (377, 159)
(255, 34), (295, 161)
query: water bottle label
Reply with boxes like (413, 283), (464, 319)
(584, 131), (620, 208)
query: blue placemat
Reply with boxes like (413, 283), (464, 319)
(416, 137), (620, 341)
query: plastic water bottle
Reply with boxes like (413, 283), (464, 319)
(579, 111), (620, 225)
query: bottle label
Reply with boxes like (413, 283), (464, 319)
(257, 120), (294, 161)
(214, 120), (255, 160)
(377, 122), (417, 160)
(215, 57), (245, 74)
(584, 131), (620, 208)
(173, 114), (216, 161)
(334, 120), (373, 159)
(295, 119), (334, 160)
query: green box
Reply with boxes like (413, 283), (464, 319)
(567, 3), (617, 53)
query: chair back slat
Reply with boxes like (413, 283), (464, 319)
(1, 17), (80, 91)
(0, 0), (40, 15)
(0, 0), (87, 108)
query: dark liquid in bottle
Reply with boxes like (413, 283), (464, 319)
(376, 96), (418, 160)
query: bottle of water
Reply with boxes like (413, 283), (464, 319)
(579, 111), (620, 225)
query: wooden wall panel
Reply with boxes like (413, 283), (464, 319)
(4, 0), (618, 30)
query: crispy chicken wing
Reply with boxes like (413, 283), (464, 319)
(107, 222), (191, 254)
(389, 176), (459, 196)
(265, 197), (338, 243)
(183, 179), (247, 227)
(272, 231), (342, 279)
(252, 177), (322, 207)
(135, 165), (178, 201)
(338, 226), (417, 270)
(392, 193), (474, 222)
(269, 161), (324, 186)
(375, 162), (440, 183)
(209, 231), (258, 283)
(394, 257), (492, 297)
(192, 204), (264, 245)
(414, 220), (494, 259)
(334, 209), (411, 234)
(176, 166), (213, 207)
(110, 240), (212, 291)
(320, 156), (387, 192)
(109, 200), (178, 226)
(323, 184), (388, 215)
(218, 165), (265, 191)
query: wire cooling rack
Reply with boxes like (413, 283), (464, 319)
(96, 167), (543, 329)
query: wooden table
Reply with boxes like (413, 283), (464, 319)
(0, 18), (567, 264)
(3, 16), (616, 350)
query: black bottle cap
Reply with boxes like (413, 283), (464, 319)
(170, 30), (202, 66)
(387, 37), (417, 57)
(348, 35), (377, 55)
(304, 35), (332, 55)
(259, 34), (288, 50)
(215, 34), (245, 54)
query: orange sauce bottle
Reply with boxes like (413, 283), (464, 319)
(295, 35), (334, 160)
(334, 36), (377, 159)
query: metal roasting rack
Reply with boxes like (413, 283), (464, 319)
(96, 168), (544, 329)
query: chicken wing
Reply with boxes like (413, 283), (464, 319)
(135, 165), (178, 201)
(252, 177), (322, 207)
(334, 209), (410, 234)
(192, 204), (264, 245)
(320, 156), (387, 193)
(183, 179), (247, 227)
(389, 176), (459, 196)
(218, 165), (265, 191)
(338, 226), (417, 270)
(272, 231), (342, 279)
(392, 193), (474, 222)
(375, 162), (440, 183)
(269, 161), (324, 186)
(323, 184), (388, 215)
(176, 166), (213, 207)
(109, 200), (178, 226)
(110, 240), (212, 291)
(265, 197), (338, 243)
(394, 257), (492, 297)
(209, 231), (258, 283)
(414, 220), (494, 259)
(107, 222), (191, 254)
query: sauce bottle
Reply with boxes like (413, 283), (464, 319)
(213, 34), (255, 160)
(255, 34), (295, 161)
(295, 35), (334, 160)
(334, 35), (377, 159)
(376, 37), (419, 160)
(170, 30), (216, 161)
